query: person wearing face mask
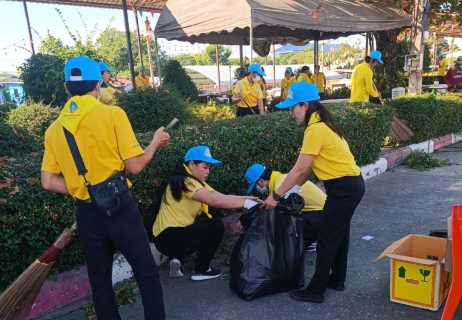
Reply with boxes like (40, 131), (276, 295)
(232, 64), (266, 116)
(244, 163), (326, 252)
(98, 61), (123, 105)
(297, 66), (313, 84)
(280, 67), (296, 101)
(41, 56), (170, 320)
(261, 82), (365, 304)
(153, 146), (260, 280)
(349, 50), (383, 103)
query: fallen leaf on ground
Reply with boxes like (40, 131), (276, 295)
(0, 178), (12, 189)
(9, 185), (20, 195)
(0, 198), (6, 203)
(30, 152), (39, 157)
(12, 128), (24, 140)
(151, 179), (159, 187)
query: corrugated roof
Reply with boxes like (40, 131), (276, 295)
(9, 0), (167, 11)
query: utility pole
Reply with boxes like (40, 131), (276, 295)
(408, 0), (430, 94)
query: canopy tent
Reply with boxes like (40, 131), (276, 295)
(429, 20), (462, 38)
(155, 0), (412, 56)
(9, 0), (167, 11)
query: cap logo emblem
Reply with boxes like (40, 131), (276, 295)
(70, 101), (78, 113)
(204, 148), (211, 157)
(287, 90), (294, 99)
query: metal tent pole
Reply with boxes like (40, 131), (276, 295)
(122, 0), (136, 88)
(272, 43), (276, 88)
(23, 1), (35, 55)
(249, 9), (253, 63)
(133, 8), (143, 66)
(216, 44), (221, 90)
(155, 38), (162, 85)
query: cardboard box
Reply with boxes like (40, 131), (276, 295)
(445, 216), (453, 272)
(376, 234), (452, 311)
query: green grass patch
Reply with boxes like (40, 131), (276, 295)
(403, 151), (451, 171)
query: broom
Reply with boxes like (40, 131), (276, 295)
(373, 83), (414, 142)
(0, 222), (77, 320)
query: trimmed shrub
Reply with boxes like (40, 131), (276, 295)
(188, 102), (236, 123)
(7, 100), (60, 146)
(385, 94), (462, 143)
(19, 53), (67, 107)
(161, 60), (199, 101)
(324, 86), (351, 100)
(116, 86), (194, 132)
(0, 103), (393, 289)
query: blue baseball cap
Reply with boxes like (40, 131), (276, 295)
(138, 66), (147, 71)
(369, 50), (383, 64)
(99, 62), (116, 73)
(247, 64), (266, 76)
(244, 164), (266, 194)
(64, 56), (102, 82)
(285, 67), (293, 73)
(438, 53), (444, 58)
(184, 146), (222, 165)
(276, 82), (320, 109)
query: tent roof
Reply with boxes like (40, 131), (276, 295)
(8, 0), (167, 11)
(155, 0), (412, 46)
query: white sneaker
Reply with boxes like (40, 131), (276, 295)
(169, 259), (184, 278)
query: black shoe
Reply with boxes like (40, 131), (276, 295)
(191, 268), (221, 281)
(327, 279), (345, 291)
(289, 288), (324, 303)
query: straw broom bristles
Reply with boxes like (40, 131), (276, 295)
(0, 223), (77, 320)
(389, 115), (414, 142)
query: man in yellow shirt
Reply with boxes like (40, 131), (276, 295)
(135, 65), (152, 88)
(350, 50), (383, 103)
(99, 61), (123, 105)
(280, 67), (296, 101)
(232, 63), (265, 116)
(41, 56), (170, 319)
(310, 65), (326, 100)
(245, 163), (327, 252)
(436, 53), (447, 84)
(297, 66), (313, 83)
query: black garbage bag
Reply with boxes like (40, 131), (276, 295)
(229, 193), (305, 301)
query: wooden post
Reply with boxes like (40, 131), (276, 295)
(249, 9), (253, 64)
(122, 0), (136, 88)
(155, 38), (162, 85)
(23, 1), (35, 55)
(215, 44), (221, 90)
(132, 8), (143, 66)
(239, 45), (243, 69)
(272, 43), (276, 88)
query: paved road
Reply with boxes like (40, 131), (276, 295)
(38, 143), (462, 320)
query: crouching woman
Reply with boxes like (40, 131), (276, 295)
(153, 146), (258, 281)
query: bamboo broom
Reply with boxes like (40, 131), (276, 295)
(0, 223), (77, 320)
(373, 83), (414, 142)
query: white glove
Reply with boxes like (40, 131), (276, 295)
(244, 199), (259, 209)
(283, 185), (302, 199)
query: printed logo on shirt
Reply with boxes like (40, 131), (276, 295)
(132, 144), (140, 148)
(69, 101), (78, 114)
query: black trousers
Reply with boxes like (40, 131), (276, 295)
(307, 175), (365, 294)
(76, 198), (165, 320)
(438, 76), (445, 84)
(154, 218), (225, 273)
(236, 106), (260, 117)
(302, 210), (322, 246)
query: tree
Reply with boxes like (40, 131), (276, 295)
(203, 45), (232, 65)
(19, 54), (68, 107)
(161, 60), (198, 101)
(173, 54), (196, 66)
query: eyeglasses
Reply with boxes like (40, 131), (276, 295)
(288, 102), (305, 112)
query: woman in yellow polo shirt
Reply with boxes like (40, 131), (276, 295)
(280, 67), (296, 101)
(153, 146), (258, 281)
(232, 63), (265, 116)
(261, 82), (365, 304)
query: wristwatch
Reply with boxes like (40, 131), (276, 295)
(272, 192), (281, 201)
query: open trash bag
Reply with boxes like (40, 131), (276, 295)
(229, 194), (305, 301)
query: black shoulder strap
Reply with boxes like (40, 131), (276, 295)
(63, 126), (88, 176)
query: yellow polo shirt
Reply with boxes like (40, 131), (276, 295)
(135, 74), (151, 88)
(272, 173), (326, 212)
(300, 112), (360, 181)
(297, 73), (312, 83)
(437, 58), (447, 76)
(281, 77), (296, 100)
(257, 78), (266, 99)
(100, 86), (116, 105)
(350, 62), (379, 103)
(41, 96), (143, 200)
(234, 77), (263, 107)
(310, 72), (326, 93)
(153, 178), (214, 236)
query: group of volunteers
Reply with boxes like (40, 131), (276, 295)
(279, 65), (327, 101)
(40, 54), (365, 319)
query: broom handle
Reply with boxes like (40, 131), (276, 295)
(372, 83), (383, 105)
(70, 222), (77, 232)
(239, 95), (257, 114)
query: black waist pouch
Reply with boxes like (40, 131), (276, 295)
(87, 171), (131, 217)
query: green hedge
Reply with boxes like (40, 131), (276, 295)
(0, 103), (393, 289)
(385, 93), (462, 143)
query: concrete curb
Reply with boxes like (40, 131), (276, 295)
(28, 132), (462, 319)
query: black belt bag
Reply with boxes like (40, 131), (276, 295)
(63, 127), (129, 217)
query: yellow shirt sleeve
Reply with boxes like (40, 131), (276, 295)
(256, 84), (263, 99)
(41, 127), (61, 174)
(99, 88), (114, 105)
(365, 70), (379, 98)
(113, 107), (144, 160)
